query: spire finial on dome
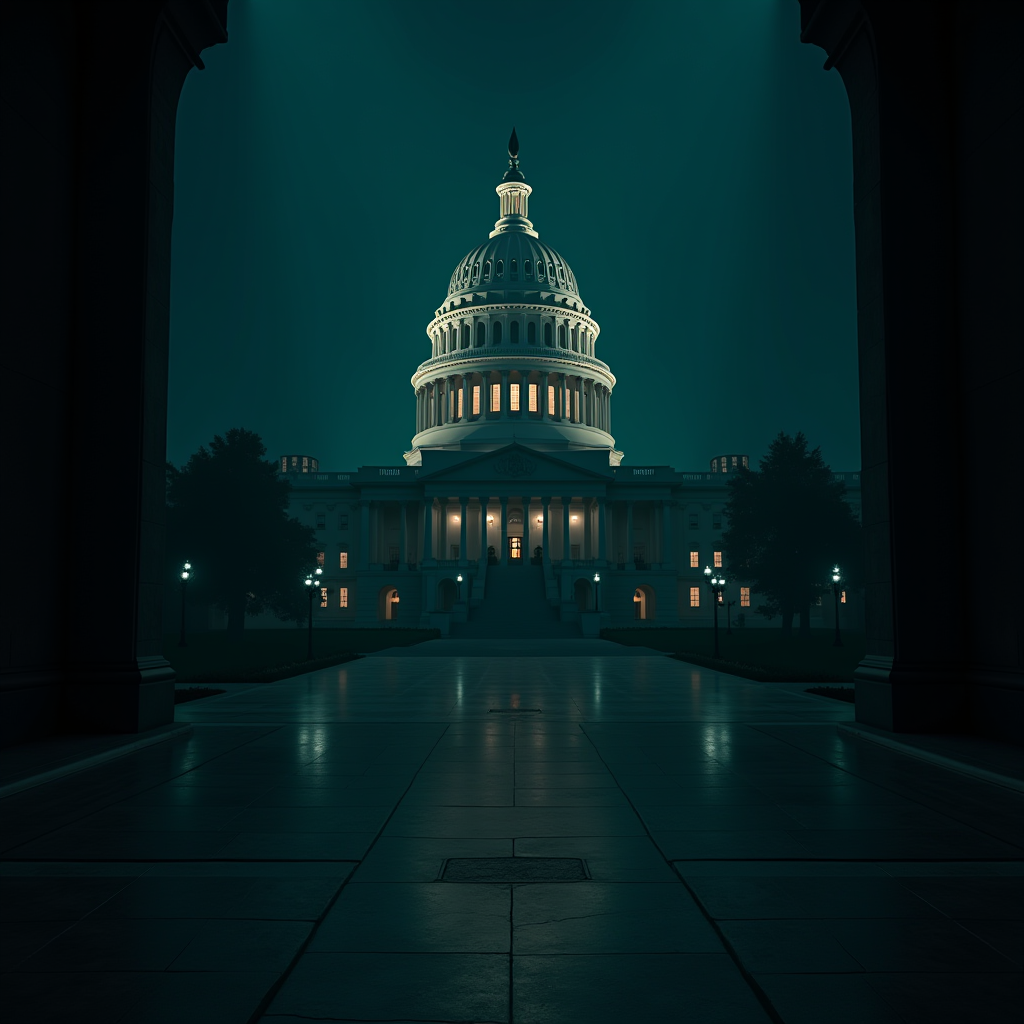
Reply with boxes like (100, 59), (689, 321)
(502, 127), (525, 183)
(508, 127), (519, 159)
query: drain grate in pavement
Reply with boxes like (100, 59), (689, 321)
(440, 857), (589, 882)
(488, 708), (542, 713)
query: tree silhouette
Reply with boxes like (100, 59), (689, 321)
(166, 428), (317, 633)
(723, 432), (862, 638)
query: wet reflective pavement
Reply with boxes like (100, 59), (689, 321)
(2, 642), (1021, 1023)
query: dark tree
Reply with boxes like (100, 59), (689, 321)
(723, 432), (862, 638)
(166, 428), (317, 633)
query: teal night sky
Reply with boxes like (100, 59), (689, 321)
(169, 0), (859, 473)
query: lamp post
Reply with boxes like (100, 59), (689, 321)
(304, 566), (323, 659)
(456, 573), (463, 602)
(178, 560), (192, 647)
(593, 571), (601, 612)
(704, 566), (726, 659)
(831, 565), (843, 647)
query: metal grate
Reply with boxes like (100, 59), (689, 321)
(440, 857), (589, 882)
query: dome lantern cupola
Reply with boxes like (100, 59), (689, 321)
(491, 127), (537, 239)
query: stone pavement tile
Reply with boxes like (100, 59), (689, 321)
(866, 972), (1024, 1024)
(894, 876), (1024, 918)
(776, 802), (969, 829)
(514, 836), (677, 882)
(510, 771), (620, 788)
(383, 804), (646, 839)
(834, 918), (1021, 972)
(289, 762), (373, 776)
(639, 805), (804, 831)
(653, 828), (811, 860)
(6, 827), (236, 860)
(754, 974), (904, 1024)
(68, 804), (245, 832)
(718, 919), (865, 973)
(512, 882), (720, 954)
(248, 784), (403, 807)
(221, 805), (392, 833)
(0, 920), (75, 970)
(1, 970), (152, 1024)
(788, 827), (1024, 859)
(750, 782), (913, 804)
(352, 837), (513, 882)
(310, 882), (510, 952)
(265, 951), (508, 1022)
(513, 786), (632, 807)
(118, 970), (279, 1024)
(215, 830), (376, 860)
(88, 875), (255, 919)
(0, 876), (135, 921)
(629, 784), (768, 807)
(224, 874), (352, 919)
(513, 953), (772, 1023)
(513, 760), (609, 776)
(169, 919), (312, 971)
(128, 783), (268, 805)
(957, 919), (1024, 967)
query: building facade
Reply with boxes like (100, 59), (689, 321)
(274, 137), (862, 636)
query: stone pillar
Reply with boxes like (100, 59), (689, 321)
(459, 497), (468, 565)
(478, 498), (489, 560)
(584, 499), (592, 558)
(597, 498), (607, 563)
(499, 497), (508, 562)
(501, 370), (509, 417)
(542, 497), (551, 563)
(422, 498), (433, 563)
(358, 500), (370, 569)
(400, 501), (408, 566)
(539, 374), (548, 421)
(626, 500), (634, 565)
(462, 375), (470, 421)
(662, 500), (674, 567)
(562, 497), (572, 564)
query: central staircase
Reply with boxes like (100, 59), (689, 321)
(454, 562), (580, 639)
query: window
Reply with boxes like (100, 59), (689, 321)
(491, 383), (501, 411)
(528, 383), (538, 412)
(316, 513), (325, 530)
(713, 513), (722, 530)
(717, 591), (724, 605)
(339, 587), (348, 608)
(528, 321), (536, 344)
(476, 323), (485, 346)
(320, 587), (328, 609)
(548, 385), (555, 416)
(472, 262), (479, 283)
(483, 260), (491, 281)
(689, 513), (698, 529)
(316, 551), (325, 566)
(280, 457), (287, 473)
(690, 550), (699, 568)
(558, 324), (566, 347)
(690, 587), (700, 608)
(339, 548), (348, 569)
(492, 321), (502, 344)
(841, 590), (847, 604)
(510, 258), (518, 280)
(732, 456), (738, 468)
(510, 383), (520, 411)
(548, 262), (555, 279)
(544, 322), (552, 346)
(462, 324), (470, 348)
(457, 389), (464, 418)
(742, 456), (749, 468)
(571, 543), (580, 559)
(510, 320), (520, 344)
(524, 258), (532, 278)
(537, 261), (545, 280)
(714, 551), (722, 568)
(339, 514), (348, 530)
(740, 587), (750, 607)
(496, 259), (504, 278)
(473, 385), (480, 415)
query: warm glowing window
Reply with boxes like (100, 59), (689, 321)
(473, 386), (480, 415)
(320, 587), (328, 609)
(690, 551), (699, 568)
(528, 383), (538, 412)
(339, 548), (348, 569)
(457, 389), (464, 418)
(339, 587), (348, 608)
(548, 385), (555, 416)
(841, 590), (847, 604)
(714, 551), (722, 568)
(510, 383), (520, 411)
(316, 551), (324, 566)
(690, 587), (700, 608)
(741, 587), (750, 607)
(491, 383), (501, 411)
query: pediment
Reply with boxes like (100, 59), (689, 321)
(417, 443), (613, 485)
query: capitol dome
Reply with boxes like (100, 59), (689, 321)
(405, 130), (621, 467)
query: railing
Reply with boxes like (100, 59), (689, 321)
(433, 559), (460, 568)
(413, 348), (615, 379)
(571, 559), (595, 568)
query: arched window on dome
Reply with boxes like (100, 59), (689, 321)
(548, 262), (555, 280)
(510, 259), (518, 281)
(472, 262), (480, 283)
(483, 260), (491, 282)
(527, 322), (536, 345)
(492, 321), (502, 345)
(536, 261), (544, 280)
(557, 265), (565, 285)
(476, 323), (485, 347)
(524, 259), (532, 278)
(558, 324), (566, 348)
(496, 259), (504, 278)
(571, 326), (578, 351)
(510, 320), (520, 344)
(462, 324), (470, 349)
(544, 322), (552, 346)
(433, 330), (439, 356)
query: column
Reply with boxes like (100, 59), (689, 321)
(562, 497), (571, 564)
(422, 498), (433, 563)
(626, 500), (634, 565)
(447, 375), (456, 423)
(438, 498), (449, 559)
(542, 496), (551, 563)
(539, 373), (548, 421)
(358, 500), (370, 569)
(478, 498), (489, 560)
(584, 499), (592, 558)
(662, 500), (674, 566)
(462, 375), (470, 421)
(459, 497), (468, 565)
(501, 370), (509, 417)
(499, 497), (508, 562)
(400, 501), (408, 566)
(558, 373), (566, 419)
(597, 498), (607, 563)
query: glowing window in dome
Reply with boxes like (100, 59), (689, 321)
(525, 259), (532, 278)
(528, 322), (536, 344)
(492, 321), (502, 345)
(529, 383), (538, 412)
(473, 386), (480, 415)
(472, 262), (479, 283)
(483, 260), (491, 281)
(510, 259), (518, 280)
(491, 383), (501, 411)
(496, 259), (504, 278)
(457, 389), (464, 418)
(548, 385), (556, 416)
(510, 384), (520, 411)
(544, 323), (552, 346)
(510, 320), (519, 344)
(476, 323), (485, 347)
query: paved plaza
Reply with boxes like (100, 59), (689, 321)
(1, 640), (1021, 1023)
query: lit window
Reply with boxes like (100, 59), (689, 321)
(316, 551), (324, 566)
(280, 457), (287, 473)
(510, 383), (520, 411)
(320, 587), (328, 609)
(457, 389), (464, 418)
(742, 456), (749, 468)
(473, 386), (480, 414)
(689, 513), (698, 528)
(713, 513), (722, 530)
(714, 551), (722, 568)
(548, 385), (555, 416)
(841, 590), (847, 604)
(718, 592), (724, 605)
(339, 549), (348, 569)
(528, 383), (538, 412)
(690, 551), (699, 568)
(316, 513), (325, 530)
(339, 514), (348, 530)
(732, 456), (738, 468)
(339, 587), (348, 608)
(291, 456), (298, 468)
(690, 587), (700, 608)
(741, 587), (750, 607)
(491, 383), (501, 411)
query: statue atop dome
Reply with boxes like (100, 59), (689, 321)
(503, 126), (525, 183)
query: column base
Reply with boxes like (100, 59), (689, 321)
(60, 656), (177, 736)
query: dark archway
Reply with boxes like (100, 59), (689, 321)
(573, 578), (593, 612)
(437, 578), (458, 612)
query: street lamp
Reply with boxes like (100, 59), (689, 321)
(704, 566), (726, 659)
(304, 565), (323, 659)
(456, 572), (463, 602)
(593, 571), (601, 612)
(178, 560), (192, 648)
(831, 565), (843, 647)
